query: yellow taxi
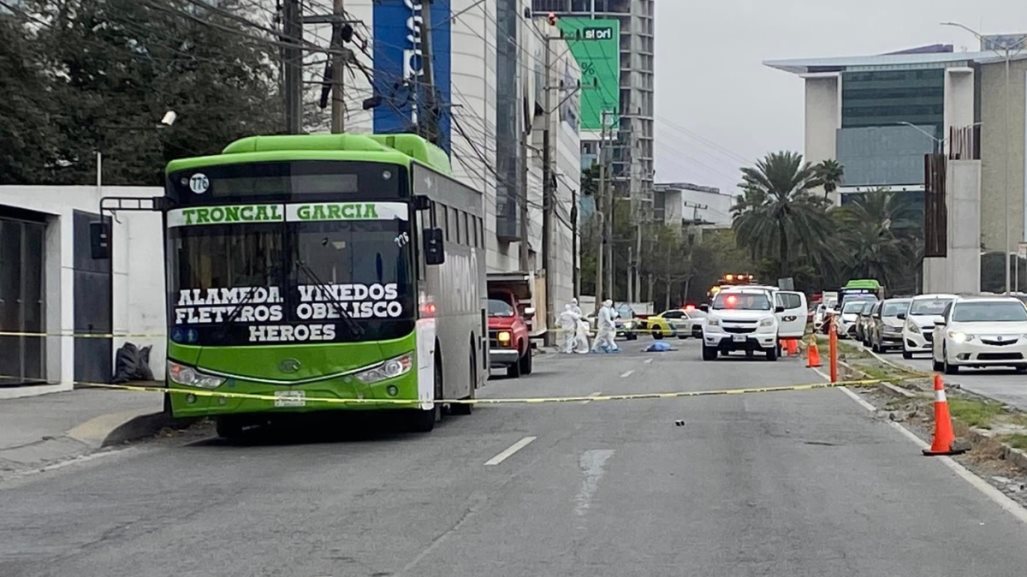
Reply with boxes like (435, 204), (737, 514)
(646, 308), (705, 339)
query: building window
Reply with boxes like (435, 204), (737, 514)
(841, 68), (945, 130)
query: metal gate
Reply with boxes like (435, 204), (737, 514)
(73, 210), (112, 385)
(0, 212), (46, 386)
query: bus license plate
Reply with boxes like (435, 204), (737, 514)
(732, 334), (747, 343)
(274, 391), (306, 407)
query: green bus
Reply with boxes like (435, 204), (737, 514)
(163, 133), (487, 436)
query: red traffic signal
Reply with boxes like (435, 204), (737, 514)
(547, 12), (557, 26)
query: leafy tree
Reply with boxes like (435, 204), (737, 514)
(814, 159), (844, 199)
(23, 0), (283, 185)
(732, 151), (833, 282)
(0, 11), (59, 183)
(830, 189), (921, 292)
(644, 224), (692, 310)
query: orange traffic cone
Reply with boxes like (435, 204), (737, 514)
(786, 338), (799, 357)
(806, 337), (822, 368)
(923, 374), (967, 456)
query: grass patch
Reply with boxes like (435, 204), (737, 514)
(1000, 434), (1027, 450)
(948, 398), (1008, 429)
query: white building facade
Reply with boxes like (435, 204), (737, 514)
(0, 185), (166, 397)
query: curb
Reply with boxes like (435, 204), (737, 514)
(841, 353), (1027, 474)
(965, 428), (1027, 472)
(101, 412), (198, 447)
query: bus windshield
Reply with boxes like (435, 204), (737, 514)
(168, 210), (415, 346)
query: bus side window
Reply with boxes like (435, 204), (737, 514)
(478, 218), (484, 249)
(455, 208), (464, 245)
(463, 212), (470, 247)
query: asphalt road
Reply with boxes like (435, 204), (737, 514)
(870, 347), (1027, 411)
(2, 339), (1027, 577)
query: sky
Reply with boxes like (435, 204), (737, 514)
(653, 0), (1027, 198)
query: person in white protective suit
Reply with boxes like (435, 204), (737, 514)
(592, 299), (619, 353)
(569, 298), (583, 317)
(558, 304), (581, 353)
(574, 316), (590, 354)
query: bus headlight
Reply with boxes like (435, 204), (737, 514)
(355, 353), (413, 384)
(168, 361), (225, 389)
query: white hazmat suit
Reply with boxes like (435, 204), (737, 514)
(592, 299), (619, 353)
(559, 304), (581, 354)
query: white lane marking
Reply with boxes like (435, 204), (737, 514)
(644, 358), (654, 365)
(484, 436), (537, 466)
(817, 368), (1027, 525)
(575, 449), (614, 517)
(580, 391), (602, 405)
(838, 385), (878, 412)
(619, 370), (634, 379)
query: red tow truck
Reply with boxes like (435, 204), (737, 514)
(486, 273), (544, 378)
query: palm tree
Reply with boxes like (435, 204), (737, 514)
(832, 189), (921, 289)
(814, 159), (844, 200)
(732, 152), (833, 279)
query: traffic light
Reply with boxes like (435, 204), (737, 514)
(548, 12), (557, 26)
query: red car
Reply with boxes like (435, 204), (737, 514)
(487, 290), (533, 378)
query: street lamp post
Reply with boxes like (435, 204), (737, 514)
(894, 121), (981, 154)
(941, 22), (1025, 294)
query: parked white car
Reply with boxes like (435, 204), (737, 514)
(835, 300), (871, 339)
(900, 293), (956, 359)
(702, 289), (781, 361)
(931, 296), (1027, 374)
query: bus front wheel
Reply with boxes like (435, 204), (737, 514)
(215, 416), (244, 440)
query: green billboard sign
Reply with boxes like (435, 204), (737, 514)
(557, 17), (620, 132)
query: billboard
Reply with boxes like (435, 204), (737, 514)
(373, 0), (452, 153)
(556, 17), (620, 132)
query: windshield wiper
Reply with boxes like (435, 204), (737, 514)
(294, 258), (365, 338)
(213, 263), (280, 342)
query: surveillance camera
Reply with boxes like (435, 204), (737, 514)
(160, 111), (177, 126)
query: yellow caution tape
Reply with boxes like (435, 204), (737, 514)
(53, 377), (896, 407)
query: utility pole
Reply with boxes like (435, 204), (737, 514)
(519, 125), (531, 272)
(419, 0), (439, 144)
(594, 110), (612, 311)
(541, 26), (555, 345)
(330, 0), (346, 133)
(571, 189), (579, 298)
(282, 0), (303, 134)
(605, 190), (614, 303)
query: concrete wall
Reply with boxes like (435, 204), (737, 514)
(944, 67), (975, 156)
(0, 185), (166, 393)
(922, 160), (981, 294)
(979, 58), (1027, 253)
(803, 75), (840, 167)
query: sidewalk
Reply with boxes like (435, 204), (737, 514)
(0, 386), (167, 479)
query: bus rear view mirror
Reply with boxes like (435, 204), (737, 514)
(413, 195), (432, 211)
(90, 221), (110, 259)
(424, 228), (445, 265)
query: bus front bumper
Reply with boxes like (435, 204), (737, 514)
(168, 370), (421, 418)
